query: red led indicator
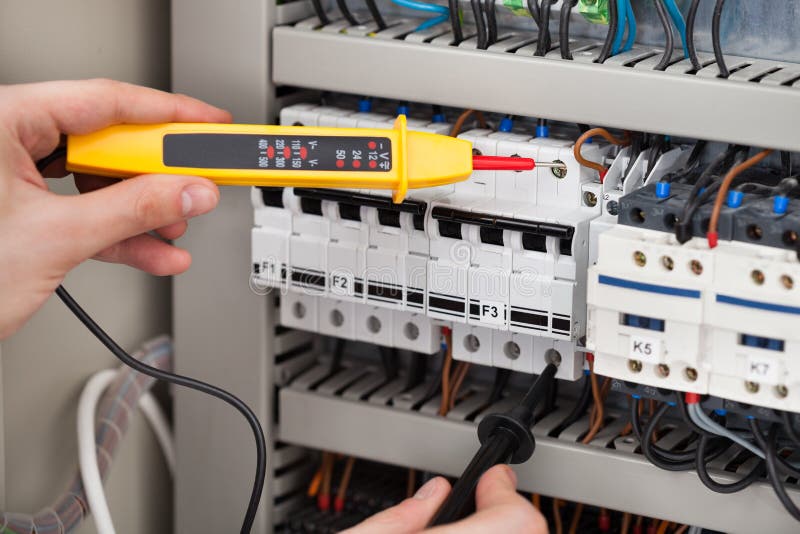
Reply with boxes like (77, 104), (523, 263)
(336, 160), (345, 168)
(283, 147), (291, 159)
(300, 147), (308, 159)
(368, 141), (377, 150)
(267, 146), (274, 158)
(369, 160), (377, 169)
(352, 160), (361, 169)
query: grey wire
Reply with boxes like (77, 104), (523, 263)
(687, 526), (702, 534)
(688, 404), (764, 460)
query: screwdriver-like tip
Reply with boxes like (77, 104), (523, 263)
(536, 162), (568, 169)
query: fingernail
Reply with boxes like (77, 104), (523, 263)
(414, 478), (439, 500)
(182, 185), (217, 217)
(501, 465), (518, 486)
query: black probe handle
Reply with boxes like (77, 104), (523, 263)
(427, 429), (517, 526)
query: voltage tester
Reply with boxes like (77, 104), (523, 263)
(66, 116), (567, 202)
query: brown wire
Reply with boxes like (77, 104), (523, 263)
(406, 469), (416, 498)
(568, 502), (584, 534)
(674, 525), (688, 534)
(708, 149), (773, 242)
(448, 362), (472, 412)
(450, 109), (488, 137)
(656, 520), (670, 534)
(553, 499), (564, 534)
(582, 360), (605, 444)
(336, 456), (357, 510)
(532, 493), (541, 509)
(320, 452), (333, 503)
(573, 127), (631, 180)
(438, 329), (453, 416)
(621, 512), (632, 534)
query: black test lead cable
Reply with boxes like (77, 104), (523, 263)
(38, 149), (266, 534)
(428, 363), (558, 526)
(712, 0), (729, 78)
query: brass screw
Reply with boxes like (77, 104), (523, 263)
(745, 381), (760, 394)
(633, 251), (647, 267)
(551, 160), (567, 179)
(751, 269), (765, 285)
(684, 367), (698, 382)
(657, 364), (670, 378)
(690, 259), (704, 275)
(661, 256), (674, 271)
(628, 359), (643, 373)
(781, 275), (794, 289)
(584, 191), (598, 207)
(776, 385), (789, 398)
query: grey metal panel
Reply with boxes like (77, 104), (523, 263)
(273, 27), (800, 152)
(279, 387), (800, 534)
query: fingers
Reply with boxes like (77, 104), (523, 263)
(5, 79), (232, 158)
(95, 233), (192, 276)
(53, 174), (218, 266)
(430, 466), (547, 534)
(73, 175), (188, 240)
(342, 477), (451, 534)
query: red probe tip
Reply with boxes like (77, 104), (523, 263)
(472, 155), (535, 171)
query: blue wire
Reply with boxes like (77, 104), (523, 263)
(662, 0), (689, 58)
(415, 13), (448, 30)
(391, 0), (449, 31)
(611, 0), (626, 55)
(623, 0), (636, 51)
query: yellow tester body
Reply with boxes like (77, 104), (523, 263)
(67, 115), (473, 203)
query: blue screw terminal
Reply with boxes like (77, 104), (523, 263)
(358, 98), (372, 112)
(432, 113), (446, 123)
(498, 117), (514, 132)
(536, 124), (550, 138)
(397, 103), (410, 116)
(774, 195), (789, 215)
(726, 190), (743, 208)
(655, 181), (671, 199)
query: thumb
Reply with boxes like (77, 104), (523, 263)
(54, 174), (218, 264)
(343, 477), (451, 534)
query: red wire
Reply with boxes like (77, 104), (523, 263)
(472, 155), (535, 171)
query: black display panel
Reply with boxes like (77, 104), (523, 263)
(163, 133), (392, 172)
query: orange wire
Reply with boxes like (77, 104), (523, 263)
(553, 499), (564, 534)
(573, 127), (631, 181)
(532, 493), (541, 509)
(448, 362), (472, 411)
(335, 456), (357, 511)
(438, 329), (453, 416)
(307, 466), (323, 497)
(707, 149), (773, 246)
(656, 520), (670, 534)
(450, 109), (488, 137)
(568, 502), (584, 534)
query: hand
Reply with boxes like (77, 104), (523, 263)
(0, 79), (231, 339)
(343, 465), (547, 534)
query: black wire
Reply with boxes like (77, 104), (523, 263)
(686, 0), (702, 71)
(653, 0), (674, 71)
(712, 0), (729, 78)
(623, 132), (644, 182)
(646, 135), (667, 179)
(56, 286), (265, 533)
(577, 123), (591, 134)
(760, 422), (800, 521)
(485, 0), (498, 46)
(336, 0), (361, 26)
(449, 0), (464, 43)
(364, 0), (387, 30)
(548, 373), (591, 437)
(635, 401), (698, 471)
(312, 0), (331, 25)
(782, 152), (794, 178)
(535, 0), (557, 56)
(404, 353), (429, 391)
(37, 148), (265, 533)
(471, 0), (488, 50)
(526, 0), (541, 25)
(783, 412), (800, 448)
(329, 338), (346, 376)
(695, 432), (765, 494)
(751, 418), (800, 479)
(487, 368), (512, 406)
(380, 346), (400, 381)
(595, 0), (618, 63)
(559, 0), (578, 60)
